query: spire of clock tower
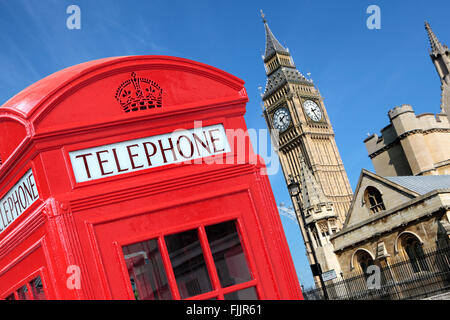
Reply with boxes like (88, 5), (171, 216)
(260, 12), (311, 100)
(261, 10), (290, 63)
(258, 12), (352, 287)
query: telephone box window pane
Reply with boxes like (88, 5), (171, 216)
(224, 287), (258, 300)
(30, 276), (46, 300)
(123, 239), (172, 300)
(5, 294), (15, 300)
(205, 221), (252, 287)
(165, 229), (212, 299)
(17, 285), (30, 300)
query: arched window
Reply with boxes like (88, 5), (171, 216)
(354, 250), (374, 274)
(400, 234), (429, 273)
(364, 186), (385, 214)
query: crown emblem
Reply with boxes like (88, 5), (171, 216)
(115, 72), (163, 113)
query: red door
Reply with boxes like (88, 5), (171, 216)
(87, 183), (280, 300)
(0, 243), (53, 300)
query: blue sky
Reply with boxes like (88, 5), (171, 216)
(1, 0), (449, 289)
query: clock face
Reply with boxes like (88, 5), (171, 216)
(303, 100), (322, 122)
(272, 107), (291, 132)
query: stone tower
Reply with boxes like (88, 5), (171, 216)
(259, 13), (352, 281)
(364, 22), (450, 177)
(425, 21), (450, 122)
(297, 156), (343, 278)
(364, 104), (450, 176)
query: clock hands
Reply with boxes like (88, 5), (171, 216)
(273, 108), (291, 131)
(311, 109), (319, 120)
(306, 103), (321, 121)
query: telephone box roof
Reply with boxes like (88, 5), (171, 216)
(0, 55), (245, 119)
(0, 55), (247, 170)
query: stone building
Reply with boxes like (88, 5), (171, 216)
(297, 156), (343, 278)
(364, 22), (450, 177)
(364, 104), (450, 176)
(331, 170), (450, 275)
(333, 22), (450, 279)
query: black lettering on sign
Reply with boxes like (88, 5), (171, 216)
(177, 135), (195, 159)
(69, 124), (230, 183)
(75, 153), (93, 179)
(0, 170), (40, 234)
(127, 144), (144, 170)
(96, 150), (113, 176)
(158, 138), (177, 164)
(192, 132), (211, 156)
(209, 129), (225, 153)
(143, 142), (157, 166)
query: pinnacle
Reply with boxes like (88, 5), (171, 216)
(299, 156), (330, 210)
(425, 21), (446, 55)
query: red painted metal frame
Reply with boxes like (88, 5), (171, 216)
(0, 55), (302, 300)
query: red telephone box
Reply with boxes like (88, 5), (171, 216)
(0, 56), (302, 300)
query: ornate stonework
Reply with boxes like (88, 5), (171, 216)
(426, 22), (450, 121)
(365, 104), (450, 176)
(260, 15), (352, 284)
(331, 170), (450, 275)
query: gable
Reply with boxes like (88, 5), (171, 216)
(344, 170), (418, 228)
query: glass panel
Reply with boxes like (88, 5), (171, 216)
(165, 229), (212, 299)
(224, 287), (258, 300)
(205, 221), (252, 287)
(5, 294), (16, 300)
(17, 285), (30, 300)
(414, 243), (430, 271)
(123, 239), (172, 300)
(405, 246), (420, 273)
(30, 276), (46, 300)
(360, 262), (368, 274)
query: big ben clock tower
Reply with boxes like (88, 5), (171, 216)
(260, 12), (352, 282)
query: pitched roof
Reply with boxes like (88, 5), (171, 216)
(262, 66), (311, 99)
(385, 175), (450, 195)
(263, 21), (289, 62)
(341, 169), (419, 229)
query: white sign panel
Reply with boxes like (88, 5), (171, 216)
(0, 170), (40, 234)
(322, 269), (337, 282)
(69, 124), (231, 183)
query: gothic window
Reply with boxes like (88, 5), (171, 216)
(354, 250), (374, 274)
(310, 227), (320, 247)
(400, 234), (429, 273)
(364, 186), (386, 214)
